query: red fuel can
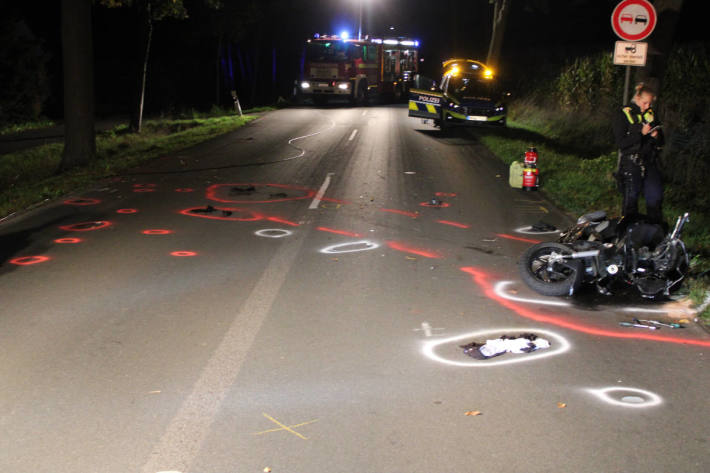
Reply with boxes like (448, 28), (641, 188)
(522, 167), (539, 191)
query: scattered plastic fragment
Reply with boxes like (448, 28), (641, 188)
(465, 411), (482, 416)
(557, 402), (567, 408)
(263, 468), (272, 473)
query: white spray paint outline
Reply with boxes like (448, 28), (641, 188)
(496, 280), (677, 315)
(586, 387), (663, 408)
(422, 328), (571, 367)
(255, 229), (293, 239)
(320, 240), (380, 254)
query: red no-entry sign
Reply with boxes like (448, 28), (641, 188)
(611, 0), (657, 41)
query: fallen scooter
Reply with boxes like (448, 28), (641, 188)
(518, 211), (690, 298)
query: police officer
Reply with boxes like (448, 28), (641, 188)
(613, 83), (665, 224)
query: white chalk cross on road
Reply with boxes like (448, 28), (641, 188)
(413, 322), (444, 337)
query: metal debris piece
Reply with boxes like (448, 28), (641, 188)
(619, 321), (658, 330)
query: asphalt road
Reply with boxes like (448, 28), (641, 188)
(1, 105), (708, 473)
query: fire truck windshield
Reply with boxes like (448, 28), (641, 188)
(306, 41), (357, 63)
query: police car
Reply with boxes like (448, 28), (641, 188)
(408, 59), (507, 129)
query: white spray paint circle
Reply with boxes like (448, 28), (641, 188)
(586, 387), (662, 408)
(320, 240), (379, 254)
(422, 328), (571, 367)
(255, 229), (293, 239)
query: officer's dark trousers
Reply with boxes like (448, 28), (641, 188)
(620, 158), (663, 224)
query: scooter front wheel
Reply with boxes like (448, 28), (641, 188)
(519, 242), (583, 297)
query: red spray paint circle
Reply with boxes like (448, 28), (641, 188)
(171, 251), (197, 257)
(55, 237), (82, 244)
(59, 221), (112, 232)
(10, 256), (51, 265)
(179, 207), (263, 222)
(206, 183), (316, 204)
(64, 198), (101, 206)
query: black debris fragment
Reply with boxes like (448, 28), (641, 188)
(230, 186), (256, 194)
(222, 210), (233, 217)
(530, 221), (557, 232)
(190, 205), (215, 213)
(269, 192), (288, 199)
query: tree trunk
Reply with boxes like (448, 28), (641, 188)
(60, 0), (96, 171)
(486, 0), (511, 70)
(635, 0), (683, 93)
(130, 1), (153, 133)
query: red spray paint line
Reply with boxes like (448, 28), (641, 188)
(435, 192), (457, 197)
(317, 226), (362, 237)
(59, 221), (112, 232)
(133, 183), (157, 188)
(460, 266), (710, 348)
(10, 256), (51, 265)
(117, 208), (138, 214)
(320, 197), (351, 205)
(55, 238), (82, 244)
(175, 188), (194, 192)
(133, 188), (156, 193)
(495, 233), (542, 244)
(437, 220), (470, 229)
(380, 208), (419, 218)
(142, 229), (174, 235)
(266, 216), (300, 227)
(64, 198), (101, 206)
(387, 241), (442, 259)
(171, 251), (197, 257)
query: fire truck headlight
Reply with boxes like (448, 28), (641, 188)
(301, 82), (311, 89)
(338, 83), (350, 90)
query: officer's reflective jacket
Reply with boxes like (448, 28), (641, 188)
(612, 101), (664, 159)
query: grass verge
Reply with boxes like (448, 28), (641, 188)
(0, 113), (261, 219)
(472, 113), (710, 323)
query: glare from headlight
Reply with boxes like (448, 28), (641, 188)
(301, 82), (310, 89)
(338, 83), (350, 90)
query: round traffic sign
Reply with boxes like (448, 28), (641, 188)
(611, 0), (657, 41)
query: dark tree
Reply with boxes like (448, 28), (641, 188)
(60, 0), (96, 171)
(486, 0), (510, 70)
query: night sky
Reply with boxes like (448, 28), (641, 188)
(5, 0), (707, 118)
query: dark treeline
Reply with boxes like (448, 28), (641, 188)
(1, 1), (706, 125)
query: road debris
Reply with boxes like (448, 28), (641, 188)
(619, 321), (658, 330)
(189, 205), (215, 213)
(229, 185), (256, 194)
(633, 318), (683, 329)
(557, 402), (567, 408)
(465, 410), (482, 416)
(460, 333), (551, 359)
(530, 221), (557, 232)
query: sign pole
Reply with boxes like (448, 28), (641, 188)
(623, 65), (631, 104)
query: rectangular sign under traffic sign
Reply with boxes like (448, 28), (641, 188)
(613, 41), (648, 66)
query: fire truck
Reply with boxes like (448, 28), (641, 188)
(297, 34), (420, 105)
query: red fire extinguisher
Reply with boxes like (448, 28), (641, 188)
(522, 147), (539, 191)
